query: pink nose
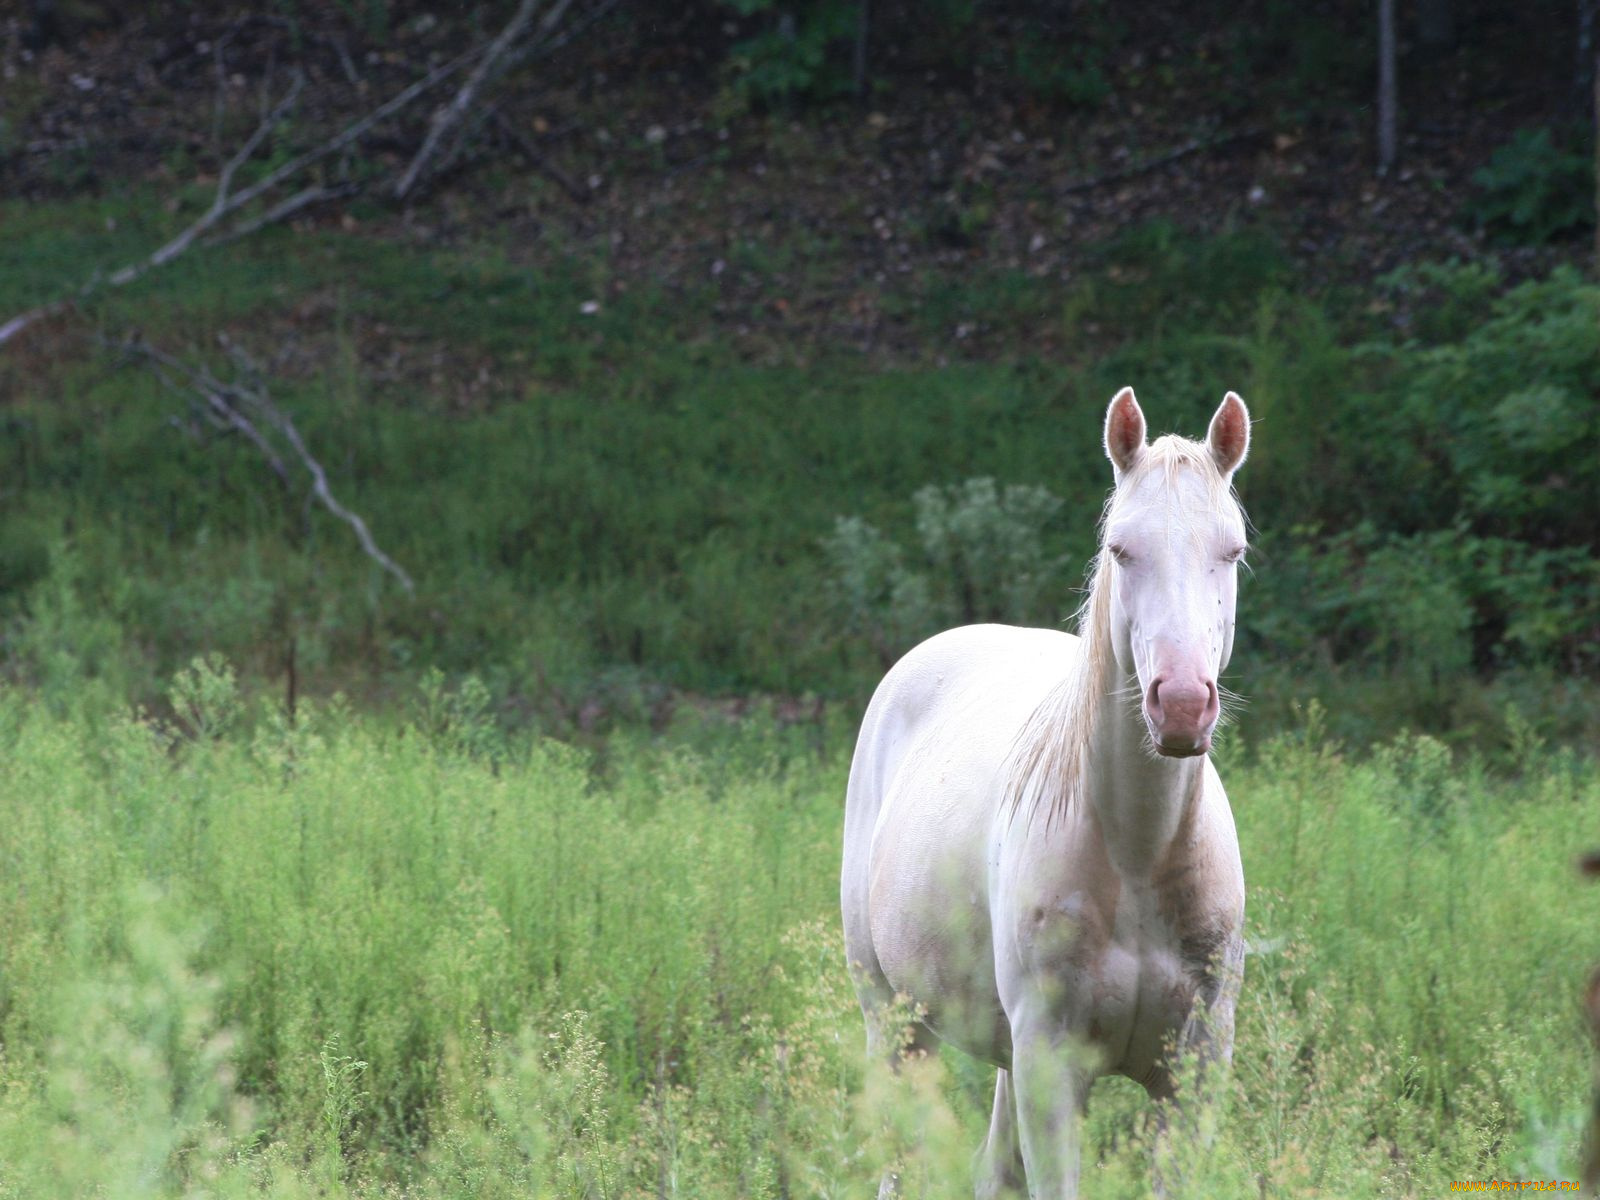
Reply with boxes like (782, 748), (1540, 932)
(1143, 674), (1219, 756)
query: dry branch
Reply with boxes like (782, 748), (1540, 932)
(394, 0), (581, 199)
(1056, 128), (1263, 198)
(492, 110), (588, 202)
(111, 335), (415, 594)
(503, 0), (627, 71)
(111, 73), (307, 290)
(396, 0), (546, 199)
(0, 2), (622, 351)
(206, 182), (361, 249)
(110, 335), (290, 482)
(0, 46), (484, 351)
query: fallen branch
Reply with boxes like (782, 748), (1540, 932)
(2, 5), (619, 352)
(492, 109), (588, 202)
(109, 73), (307, 290)
(220, 42), (484, 217)
(1057, 127), (1264, 197)
(109, 334), (291, 484)
(0, 46), (484, 350)
(205, 182), (361, 249)
(0, 300), (70, 346)
(503, 0), (627, 71)
(111, 334), (415, 594)
(395, 0), (580, 199)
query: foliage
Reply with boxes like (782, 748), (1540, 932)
(1194, 264), (1600, 738)
(1465, 127), (1595, 245)
(718, 0), (859, 109)
(822, 478), (1069, 664)
(0, 682), (1594, 1196)
(715, 0), (1119, 110)
(1380, 263), (1600, 551)
(0, 195), (1596, 749)
(1235, 0), (1373, 115)
(913, 478), (1066, 624)
(819, 515), (932, 665)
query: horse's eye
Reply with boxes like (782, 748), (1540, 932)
(1107, 543), (1130, 564)
(1222, 547), (1247, 564)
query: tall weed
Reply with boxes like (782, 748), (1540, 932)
(0, 680), (1594, 1196)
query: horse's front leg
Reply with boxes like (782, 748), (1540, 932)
(1008, 1014), (1092, 1199)
(975, 1067), (1026, 1200)
(1146, 948), (1245, 1194)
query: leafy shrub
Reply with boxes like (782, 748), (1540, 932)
(167, 653), (242, 741)
(1248, 524), (1599, 694)
(820, 515), (934, 665)
(1385, 264), (1600, 551)
(1235, 263), (1600, 712)
(1464, 126), (1595, 245)
(913, 478), (1066, 625)
(720, 0), (859, 109)
(823, 478), (1069, 665)
(0, 517), (49, 600)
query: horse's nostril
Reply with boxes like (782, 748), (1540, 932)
(1144, 676), (1165, 720)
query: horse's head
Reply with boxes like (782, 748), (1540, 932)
(1100, 387), (1251, 758)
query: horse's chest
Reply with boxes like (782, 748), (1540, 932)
(1020, 883), (1225, 1073)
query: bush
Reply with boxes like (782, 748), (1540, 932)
(719, 0), (859, 109)
(1386, 264), (1600, 551)
(823, 477), (1070, 664)
(1464, 126), (1595, 245)
(1235, 263), (1600, 713)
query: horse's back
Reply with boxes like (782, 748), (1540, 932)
(845, 623), (1076, 829)
(841, 623), (1080, 1060)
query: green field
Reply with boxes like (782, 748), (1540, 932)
(3, 83), (1598, 1200)
(3, 197), (1597, 753)
(5, 4), (1600, 1194)
(0, 663), (1593, 1198)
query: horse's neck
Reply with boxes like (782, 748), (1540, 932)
(1081, 665), (1205, 878)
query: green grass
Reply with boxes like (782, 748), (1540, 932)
(1, 196), (1595, 752)
(0, 672), (1594, 1197)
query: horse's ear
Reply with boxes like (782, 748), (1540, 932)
(1207, 391), (1251, 478)
(1104, 387), (1146, 477)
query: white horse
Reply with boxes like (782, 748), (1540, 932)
(841, 387), (1252, 1198)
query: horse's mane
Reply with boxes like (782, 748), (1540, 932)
(1006, 435), (1241, 829)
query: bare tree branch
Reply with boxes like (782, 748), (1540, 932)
(1056, 128), (1263, 197)
(204, 182), (361, 249)
(0, 46), (483, 351)
(111, 337), (291, 485)
(1, 3), (618, 352)
(504, 0), (626, 71)
(110, 334), (415, 594)
(395, 0), (581, 199)
(226, 42), (485, 216)
(0, 301), (71, 346)
(492, 109), (588, 202)
(108, 73), (306, 289)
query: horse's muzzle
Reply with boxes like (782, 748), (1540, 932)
(1153, 733), (1213, 758)
(1144, 674), (1219, 757)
